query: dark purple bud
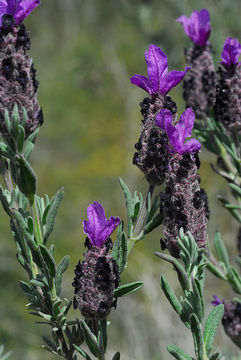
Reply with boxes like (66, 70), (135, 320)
(177, 9), (211, 47)
(221, 38), (241, 68)
(130, 44), (189, 96)
(83, 201), (120, 248)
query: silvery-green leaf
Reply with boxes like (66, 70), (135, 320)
(166, 344), (193, 360)
(204, 304), (224, 356)
(44, 188), (64, 243)
(114, 281), (143, 297)
(160, 275), (182, 316)
(214, 232), (229, 272)
(118, 177), (133, 237)
(73, 345), (92, 360)
(80, 321), (103, 359)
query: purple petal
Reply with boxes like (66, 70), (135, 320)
(155, 108), (172, 131)
(211, 295), (223, 307)
(145, 44), (168, 94)
(83, 201), (120, 247)
(99, 216), (120, 244)
(2, 0), (40, 25)
(177, 9), (210, 46)
(176, 108), (195, 143)
(159, 67), (190, 95)
(221, 37), (241, 67)
(130, 74), (153, 95)
(165, 118), (183, 154)
(182, 139), (201, 154)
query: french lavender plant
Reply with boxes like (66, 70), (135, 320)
(178, 6), (241, 356)
(177, 9), (216, 119)
(1, 2), (241, 360)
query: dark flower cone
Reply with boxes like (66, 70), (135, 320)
(0, 15), (42, 138)
(222, 301), (241, 347)
(160, 153), (208, 258)
(72, 241), (119, 320)
(183, 45), (216, 119)
(215, 65), (241, 133)
(133, 95), (177, 186)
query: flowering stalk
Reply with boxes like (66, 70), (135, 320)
(155, 230), (225, 360)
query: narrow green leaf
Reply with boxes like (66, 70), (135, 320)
(214, 232), (230, 271)
(209, 351), (222, 360)
(229, 183), (241, 196)
(118, 177), (133, 237)
(227, 267), (241, 293)
(73, 345), (92, 360)
(56, 255), (70, 276)
(204, 304), (224, 356)
(44, 188), (64, 242)
(80, 320), (103, 359)
(112, 352), (120, 360)
(39, 244), (56, 278)
(206, 258), (227, 280)
(4, 109), (11, 133)
(112, 224), (127, 273)
(189, 313), (204, 360)
(166, 344), (193, 360)
(192, 279), (204, 323)
(114, 281), (143, 297)
(0, 142), (15, 159)
(15, 154), (37, 203)
(160, 275), (182, 316)
(99, 320), (107, 354)
(144, 212), (164, 235)
(17, 124), (25, 153)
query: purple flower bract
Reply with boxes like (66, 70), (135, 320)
(0, 0), (40, 26)
(130, 44), (189, 96)
(177, 9), (211, 47)
(83, 201), (120, 248)
(156, 108), (201, 154)
(211, 295), (223, 307)
(221, 37), (241, 68)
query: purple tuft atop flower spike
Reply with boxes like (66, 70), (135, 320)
(156, 107), (201, 154)
(130, 44), (190, 97)
(221, 37), (241, 68)
(177, 9), (211, 47)
(83, 201), (120, 248)
(211, 295), (224, 307)
(0, 0), (40, 26)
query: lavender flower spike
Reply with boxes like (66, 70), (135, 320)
(156, 108), (201, 154)
(221, 37), (241, 68)
(0, 0), (40, 26)
(130, 44), (189, 96)
(177, 9), (211, 47)
(83, 201), (120, 248)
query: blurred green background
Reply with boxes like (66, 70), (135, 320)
(0, 0), (241, 359)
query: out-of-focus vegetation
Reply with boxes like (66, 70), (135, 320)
(0, 0), (241, 359)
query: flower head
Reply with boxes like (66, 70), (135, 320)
(130, 44), (189, 97)
(221, 37), (241, 68)
(177, 9), (211, 47)
(156, 108), (201, 154)
(211, 295), (224, 307)
(83, 201), (120, 248)
(0, 0), (40, 26)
